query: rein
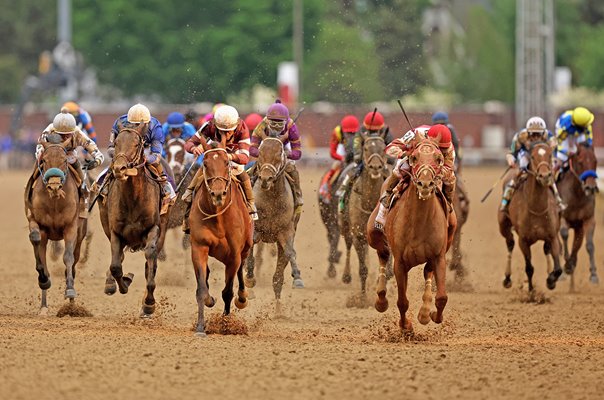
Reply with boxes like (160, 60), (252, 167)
(197, 147), (233, 220)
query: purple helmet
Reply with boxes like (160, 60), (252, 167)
(266, 99), (289, 121)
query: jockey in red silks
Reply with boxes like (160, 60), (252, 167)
(374, 124), (456, 230)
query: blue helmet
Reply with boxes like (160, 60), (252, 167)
(431, 111), (449, 125)
(167, 112), (185, 129)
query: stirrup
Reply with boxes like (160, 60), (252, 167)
(250, 211), (259, 221)
(374, 221), (384, 231)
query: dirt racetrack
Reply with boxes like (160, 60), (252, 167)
(1, 166), (604, 400)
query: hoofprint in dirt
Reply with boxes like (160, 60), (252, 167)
(1, 167), (603, 400)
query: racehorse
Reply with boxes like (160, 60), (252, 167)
(498, 141), (562, 292)
(189, 135), (252, 336)
(558, 142), (599, 286)
(367, 136), (456, 332)
(99, 123), (170, 318)
(318, 168), (343, 279)
(340, 136), (388, 305)
(245, 133), (304, 309)
(25, 134), (87, 314)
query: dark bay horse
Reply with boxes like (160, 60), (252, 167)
(340, 136), (388, 304)
(498, 142), (562, 292)
(558, 143), (599, 286)
(189, 139), (252, 336)
(367, 137), (456, 332)
(318, 167), (343, 279)
(25, 135), (87, 314)
(99, 123), (170, 317)
(245, 135), (304, 310)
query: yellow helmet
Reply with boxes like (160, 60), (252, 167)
(571, 107), (594, 127)
(62, 101), (79, 115)
(127, 103), (151, 124)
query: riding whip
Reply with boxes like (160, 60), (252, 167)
(88, 174), (109, 212)
(480, 166), (511, 203)
(175, 155), (201, 193)
(396, 100), (414, 132)
(293, 107), (305, 124)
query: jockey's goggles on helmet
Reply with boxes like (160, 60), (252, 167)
(268, 119), (286, 131)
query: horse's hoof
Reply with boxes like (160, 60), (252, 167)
(123, 273), (134, 287)
(234, 297), (248, 310)
(375, 297), (388, 313)
(400, 318), (413, 333)
(104, 282), (117, 295)
(502, 276), (512, 289)
(64, 288), (77, 299)
(430, 311), (443, 324)
(205, 296), (216, 308)
(546, 277), (557, 290)
(38, 278), (51, 290)
(342, 274), (352, 284)
(39, 307), (49, 317)
(418, 307), (431, 325)
(590, 275), (600, 285)
(327, 265), (337, 279)
(292, 278), (305, 289)
(140, 303), (155, 317)
(244, 276), (256, 288)
(195, 331), (207, 338)
(564, 262), (574, 275)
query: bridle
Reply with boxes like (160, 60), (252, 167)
(197, 147), (233, 220)
(409, 141), (442, 184)
(526, 141), (552, 183)
(568, 145), (598, 189)
(363, 136), (386, 170)
(258, 137), (287, 179)
(113, 127), (146, 170)
(38, 144), (69, 185)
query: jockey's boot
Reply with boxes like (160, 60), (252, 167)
(285, 163), (304, 214)
(500, 180), (516, 211)
(182, 203), (191, 234)
(149, 161), (176, 215)
(374, 173), (400, 231)
(443, 184), (455, 212)
(239, 171), (258, 220)
(551, 181), (567, 211)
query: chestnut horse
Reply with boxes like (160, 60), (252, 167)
(367, 137), (457, 332)
(498, 142), (562, 292)
(189, 138), (252, 336)
(340, 136), (388, 304)
(25, 134), (87, 314)
(558, 143), (599, 286)
(245, 135), (304, 310)
(99, 123), (170, 318)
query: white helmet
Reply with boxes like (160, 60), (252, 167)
(214, 105), (239, 131)
(127, 103), (151, 124)
(526, 116), (546, 133)
(53, 108), (77, 134)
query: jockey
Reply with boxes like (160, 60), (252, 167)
(185, 109), (201, 130)
(28, 109), (104, 216)
(500, 116), (565, 211)
(555, 106), (594, 165)
(431, 111), (461, 163)
(107, 103), (176, 214)
(250, 99), (304, 212)
(336, 110), (393, 212)
(62, 101), (97, 142)
(374, 124), (456, 230)
(182, 105), (257, 233)
(162, 112), (196, 142)
(244, 113), (263, 133)
(319, 115), (359, 200)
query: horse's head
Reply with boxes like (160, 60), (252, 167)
(39, 134), (70, 198)
(112, 123), (146, 181)
(529, 142), (553, 186)
(362, 136), (386, 180)
(202, 147), (231, 207)
(166, 138), (186, 179)
(256, 129), (288, 190)
(572, 143), (599, 196)
(409, 138), (444, 200)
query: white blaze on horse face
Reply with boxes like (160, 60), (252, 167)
(213, 154), (218, 160)
(538, 148), (546, 156)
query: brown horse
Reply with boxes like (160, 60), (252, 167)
(558, 143), (599, 286)
(99, 123), (169, 317)
(340, 136), (388, 304)
(245, 136), (304, 310)
(318, 167), (343, 278)
(189, 138), (253, 336)
(367, 137), (456, 332)
(25, 134), (87, 314)
(498, 142), (562, 292)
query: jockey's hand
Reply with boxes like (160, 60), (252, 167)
(192, 145), (204, 156)
(506, 154), (516, 167)
(85, 158), (100, 170)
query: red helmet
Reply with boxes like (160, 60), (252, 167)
(363, 111), (384, 131)
(427, 124), (452, 149)
(244, 113), (263, 131)
(341, 115), (359, 133)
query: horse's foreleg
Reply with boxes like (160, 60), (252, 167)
(234, 262), (248, 310)
(418, 264), (434, 325)
(62, 225), (78, 300)
(499, 213), (515, 289)
(192, 244), (213, 336)
(565, 224), (584, 276)
(585, 217), (599, 284)
(245, 240), (257, 288)
(222, 257), (239, 316)
(327, 214), (340, 278)
(394, 260), (412, 332)
(518, 240), (534, 292)
(373, 239), (391, 313)
(560, 220), (570, 261)
(352, 234), (368, 295)
(547, 237), (563, 290)
(273, 242), (289, 301)
(30, 224), (50, 313)
(109, 233), (130, 294)
(431, 254), (448, 324)
(141, 226), (160, 317)
(342, 228), (353, 284)
(283, 234), (304, 289)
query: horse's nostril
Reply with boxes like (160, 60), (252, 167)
(222, 190), (227, 196)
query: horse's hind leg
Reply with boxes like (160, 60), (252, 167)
(141, 226), (160, 317)
(418, 263), (434, 325)
(245, 240), (257, 288)
(273, 242), (289, 307)
(327, 214), (340, 278)
(546, 237), (563, 290)
(109, 234), (131, 294)
(192, 244), (213, 336)
(393, 260), (412, 332)
(565, 224), (584, 276)
(352, 234), (369, 296)
(234, 263), (248, 310)
(560, 220), (570, 261)
(518, 240), (534, 292)
(430, 254), (448, 324)
(62, 225), (78, 300)
(284, 235), (304, 289)
(30, 224), (50, 313)
(341, 228), (353, 284)
(222, 259), (238, 316)
(498, 212), (515, 288)
(585, 217), (599, 284)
